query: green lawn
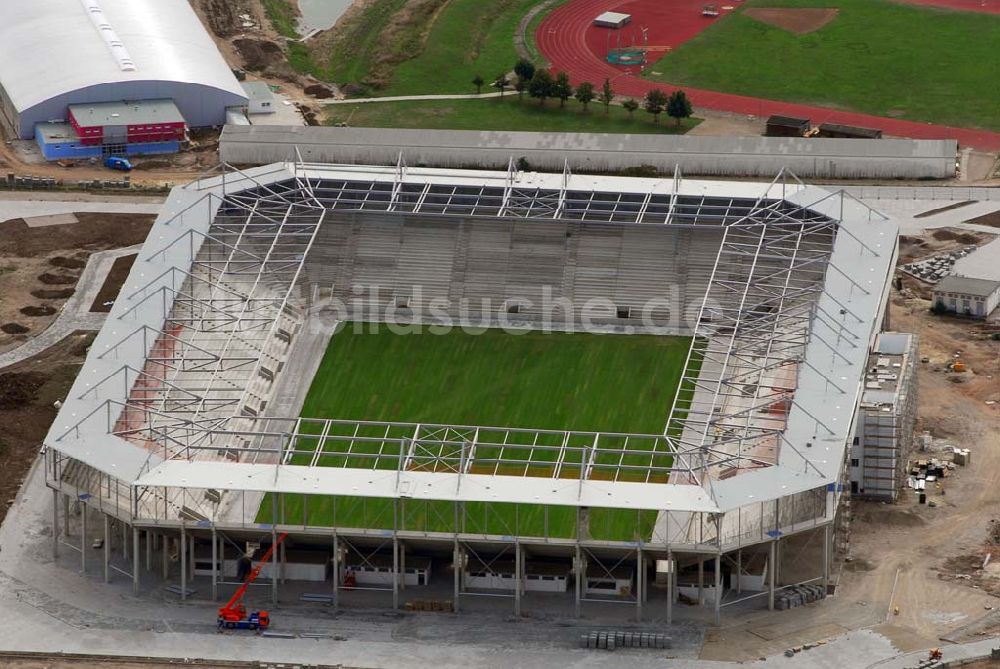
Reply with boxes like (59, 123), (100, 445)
(256, 323), (691, 541)
(326, 96), (701, 134)
(645, 0), (1000, 130)
(291, 0), (560, 96)
(261, 0), (299, 39)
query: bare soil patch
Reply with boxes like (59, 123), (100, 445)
(19, 306), (56, 317)
(90, 254), (137, 313)
(966, 208), (1000, 228)
(0, 332), (93, 524)
(0, 212), (154, 354)
(744, 7), (839, 34)
(234, 37), (285, 72)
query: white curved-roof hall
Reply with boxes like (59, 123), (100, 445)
(0, 0), (247, 139)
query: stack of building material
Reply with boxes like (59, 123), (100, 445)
(954, 449), (972, 466)
(579, 630), (672, 650)
(774, 584), (826, 610)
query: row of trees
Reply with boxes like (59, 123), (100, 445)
(471, 59), (693, 126)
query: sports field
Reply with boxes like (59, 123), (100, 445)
(644, 0), (1000, 131)
(256, 323), (691, 541)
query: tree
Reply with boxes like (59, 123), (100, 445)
(528, 70), (554, 106)
(666, 89), (693, 126)
(643, 88), (668, 123)
(472, 74), (485, 95)
(622, 97), (639, 119)
(514, 75), (528, 101)
(553, 71), (573, 108)
(492, 72), (509, 98)
(514, 58), (536, 83)
(574, 81), (595, 110)
(598, 78), (615, 114)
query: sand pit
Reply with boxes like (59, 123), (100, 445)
(743, 8), (838, 34)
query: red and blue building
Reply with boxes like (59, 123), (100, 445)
(34, 99), (187, 161)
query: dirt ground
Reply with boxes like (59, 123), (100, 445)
(0, 213), (154, 354)
(743, 8), (839, 34)
(0, 331), (93, 525)
(90, 253), (138, 313)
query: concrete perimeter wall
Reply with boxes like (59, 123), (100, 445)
(220, 126), (958, 180)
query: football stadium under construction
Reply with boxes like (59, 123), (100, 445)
(42, 160), (899, 623)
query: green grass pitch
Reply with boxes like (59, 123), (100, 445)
(645, 0), (1000, 131)
(255, 323), (691, 541)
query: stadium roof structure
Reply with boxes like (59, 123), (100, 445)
(45, 161), (898, 526)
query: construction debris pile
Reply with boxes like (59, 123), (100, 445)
(774, 584), (827, 610)
(899, 246), (976, 284)
(908, 432), (972, 504)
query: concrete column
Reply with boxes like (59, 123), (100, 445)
(80, 501), (87, 574)
(698, 557), (704, 605)
(714, 553), (722, 626)
(400, 544), (406, 592)
(180, 527), (187, 600)
(270, 528), (278, 606)
(768, 540), (776, 611)
(103, 513), (110, 583)
(279, 537), (286, 585)
(635, 548), (643, 622)
(332, 533), (339, 609)
(63, 494), (70, 538)
(189, 534), (196, 583)
(574, 546), (583, 618)
(514, 541), (522, 617)
(736, 548), (742, 594)
(452, 541), (460, 613)
(666, 550), (673, 625)
(52, 488), (59, 559)
(392, 537), (400, 610)
(822, 524), (831, 594)
(146, 530), (152, 572)
(211, 527), (218, 602)
(161, 534), (169, 581)
(132, 527), (140, 595)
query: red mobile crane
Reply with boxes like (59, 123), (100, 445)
(217, 532), (288, 632)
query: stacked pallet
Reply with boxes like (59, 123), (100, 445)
(579, 630), (672, 651)
(775, 584), (826, 610)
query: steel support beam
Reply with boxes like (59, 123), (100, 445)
(211, 527), (218, 602)
(81, 501), (87, 574)
(51, 488), (59, 559)
(768, 540), (776, 611)
(714, 553), (721, 626)
(132, 527), (140, 595)
(103, 513), (110, 583)
(332, 533), (340, 609)
(514, 541), (522, 617)
(180, 526), (187, 600)
(270, 526), (278, 606)
(636, 547), (643, 622)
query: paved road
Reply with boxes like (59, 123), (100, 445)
(0, 198), (162, 224)
(318, 92), (506, 105)
(537, 0), (1000, 150)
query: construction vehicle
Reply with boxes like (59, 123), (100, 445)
(103, 155), (132, 171)
(217, 532), (287, 632)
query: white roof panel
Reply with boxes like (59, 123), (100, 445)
(0, 0), (245, 114)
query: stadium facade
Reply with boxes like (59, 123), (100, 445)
(43, 161), (898, 622)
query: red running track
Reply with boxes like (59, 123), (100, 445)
(537, 0), (1000, 150)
